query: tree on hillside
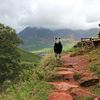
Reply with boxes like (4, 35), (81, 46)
(0, 23), (21, 82)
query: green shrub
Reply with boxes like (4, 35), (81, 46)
(74, 72), (81, 81)
(90, 64), (100, 77)
(70, 47), (94, 57)
(96, 83), (100, 88)
(0, 80), (53, 100)
(88, 48), (100, 96)
(0, 23), (22, 82)
(0, 53), (60, 100)
(89, 83), (100, 95)
(34, 54), (62, 81)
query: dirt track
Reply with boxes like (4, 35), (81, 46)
(47, 54), (99, 100)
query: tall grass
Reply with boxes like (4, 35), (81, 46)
(63, 43), (75, 52)
(34, 54), (63, 81)
(87, 48), (100, 96)
(0, 80), (53, 100)
(0, 53), (62, 100)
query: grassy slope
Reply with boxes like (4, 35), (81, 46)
(32, 48), (52, 54)
(88, 48), (100, 95)
(66, 47), (100, 99)
(0, 53), (61, 100)
(32, 42), (75, 54)
(0, 80), (53, 100)
(18, 48), (40, 63)
(63, 42), (75, 52)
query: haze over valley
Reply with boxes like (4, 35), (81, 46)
(18, 27), (99, 51)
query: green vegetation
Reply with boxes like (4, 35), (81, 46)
(89, 83), (100, 95)
(0, 23), (21, 82)
(70, 47), (100, 96)
(34, 54), (63, 81)
(19, 26), (99, 51)
(18, 48), (40, 63)
(0, 52), (62, 100)
(88, 48), (100, 78)
(88, 48), (100, 95)
(32, 42), (75, 55)
(74, 72), (81, 81)
(0, 80), (53, 100)
(71, 47), (100, 96)
(74, 96), (93, 100)
(66, 47), (85, 56)
(63, 42), (76, 52)
(69, 47), (95, 57)
(1, 22), (100, 100)
(90, 64), (100, 77)
(0, 23), (60, 100)
(66, 46), (100, 99)
(32, 48), (52, 54)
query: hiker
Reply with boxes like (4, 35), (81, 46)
(54, 37), (63, 59)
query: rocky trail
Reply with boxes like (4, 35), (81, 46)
(47, 54), (100, 100)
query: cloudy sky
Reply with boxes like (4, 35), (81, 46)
(0, 0), (100, 32)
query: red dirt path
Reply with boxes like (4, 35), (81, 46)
(47, 54), (95, 100)
(48, 92), (73, 100)
(63, 54), (89, 71)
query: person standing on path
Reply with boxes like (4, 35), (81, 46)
(54, 37), (63, 59)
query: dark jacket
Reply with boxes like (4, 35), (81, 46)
(54, 41), (62, 54)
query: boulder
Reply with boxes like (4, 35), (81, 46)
(56, 71), (74, 80)
(79, 73), (99, 87)
(64, 64), (75, 68)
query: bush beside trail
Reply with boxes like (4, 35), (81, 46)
(0, 53), (63, 100)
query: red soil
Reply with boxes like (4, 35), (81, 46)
(48, 92), (73, 100)
(63, 54), (89, 71)
(47, 54), (98, 100)
(49, 82), (78, 91)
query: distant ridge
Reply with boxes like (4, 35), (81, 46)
(18, 27), (99, 51)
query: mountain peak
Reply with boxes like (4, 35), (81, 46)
(18, 27), (99, 51)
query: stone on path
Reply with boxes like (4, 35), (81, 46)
(47, 54), (100, 100)
(48, 92), (73, 100)
(49, 82), (78, 91)
(94, 96), (100, 100)
(56, 67), (74, 71)
(70, 87), (92, 96)
(79, 73), (99, 87)
(56, 71), (74, 80)
(63, 63), (75, 68)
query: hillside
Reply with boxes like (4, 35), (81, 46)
(17, 48), (40, 63)
(1, 45), (100, 100)
(18, 27), (99, 51)
(18, 27), (54, 51)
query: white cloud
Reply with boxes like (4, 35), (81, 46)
(0, 0), (100, 32)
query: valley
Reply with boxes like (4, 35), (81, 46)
(18, 27), (99, 51)
(0, 23), (100, 100)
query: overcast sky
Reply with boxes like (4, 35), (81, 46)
(0, 0), (100, 32)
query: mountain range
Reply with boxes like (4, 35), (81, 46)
(18, 27), (100, 51)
